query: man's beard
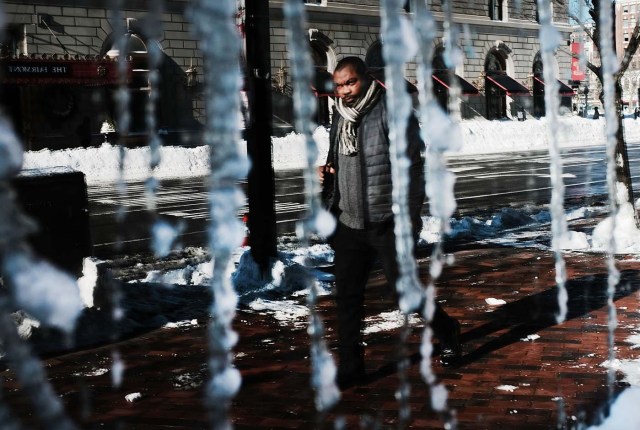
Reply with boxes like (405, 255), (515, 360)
(343, 80), (371, 107)
(343, 96), (358, 107)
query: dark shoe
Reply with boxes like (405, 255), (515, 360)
(337, 344), (365, 389)
(337, 366), (366, 390)
(438, 318), (462, 366)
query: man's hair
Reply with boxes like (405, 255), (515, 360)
(334, 56), (368, 77)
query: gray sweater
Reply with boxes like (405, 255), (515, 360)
(326, 95), (425, 229)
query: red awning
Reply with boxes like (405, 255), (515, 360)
(432, 71), (479, 95)
(369, 68), (418, 94)
(533, 76), (575, 96)
(1, 57), (129, 86)
(486, 73), (530, 96)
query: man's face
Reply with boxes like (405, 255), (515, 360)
(334, 65), (364, 106)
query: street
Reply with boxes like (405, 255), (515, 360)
(87, 143), (640, 258)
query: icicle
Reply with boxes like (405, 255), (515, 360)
(0, 9), (77, 423)
(380, 0), (425, 425)
(187, 1), (247, 427)
(143, 1), (182, 258)
(441, 0), (463, 123)
(536, 0), (568, 324)
(283, 0), (340, 413)
(597, 0), (621, 401)
(0, 297), (77, 430)
(3, 251), (83, 333)
(144, 0), (163, 178)
(112, 1), (131, 229)
(106, 0), (129, 392)
(412, 0), (459, 424)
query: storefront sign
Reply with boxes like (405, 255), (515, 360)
(5, 62), (71, 77)
(1, 59), (127, 86)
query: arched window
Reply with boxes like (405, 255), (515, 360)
(485, 49), (507, 119)
(532, 52), (545, 117)
(103, 32), (151, 134)
(308, 30), (334, 126)
(433, 47), (449, 110)
(365, 41), (384, 73)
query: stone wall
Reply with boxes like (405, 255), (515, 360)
(3, 0), (575, 137)
(270, 1), (572, 119)
(4, 1), (206, 145)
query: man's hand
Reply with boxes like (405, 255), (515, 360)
(318, 164), (335, 185)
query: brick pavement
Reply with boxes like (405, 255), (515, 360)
(2, 245), (640, 429)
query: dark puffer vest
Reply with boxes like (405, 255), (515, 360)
(326, 95), (426, 228)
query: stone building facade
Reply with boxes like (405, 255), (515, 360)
(269, 0), (574, 119)
(615, 0), (640, 110)
(2, 0), (202, 149)
(2, 0), (574, 150)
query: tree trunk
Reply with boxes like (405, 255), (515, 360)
(614, 82), (638, 225)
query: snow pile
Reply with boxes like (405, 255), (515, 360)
(420, 198), (640, 255)
(21, 116), (640, 185)
(587, 388), (640, 430)
(600, 327), (640, 389)
(23, 143), (211, 186)
(22, 126), (331, 185)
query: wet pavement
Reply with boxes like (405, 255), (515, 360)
(3, 243), (640, 429)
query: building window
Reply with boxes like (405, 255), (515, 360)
(490, 0), (504, 20)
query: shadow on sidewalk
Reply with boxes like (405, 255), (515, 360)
(456, 269), (640, 365)
(360, 268), (640, 386)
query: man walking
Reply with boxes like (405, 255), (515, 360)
(320, 57), (461, 389)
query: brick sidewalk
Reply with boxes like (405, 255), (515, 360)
(3, 245), (640, 429)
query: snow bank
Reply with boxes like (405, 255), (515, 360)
(21, 116), (640, 185)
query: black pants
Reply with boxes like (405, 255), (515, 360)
(332, 221), (455, 371)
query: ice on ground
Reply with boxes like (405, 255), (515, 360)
(485, 298), (507, 306)
(602, 359), (640, 387)
(495, 385), (518, 392)
(521, 334), (541, 342)
(247, 299), (309, 327)
(363, 310), (423, 335)
(164, 319), (199, 329)
(125, 392), (142, 403)
(626, 333), (640, 349)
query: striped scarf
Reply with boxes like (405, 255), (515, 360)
(335, 80), (382, 155)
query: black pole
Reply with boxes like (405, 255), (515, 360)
(244, 0), (277, 272)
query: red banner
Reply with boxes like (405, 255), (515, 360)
(571, 42), (586, 82)
(1, 58), (129, 86)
